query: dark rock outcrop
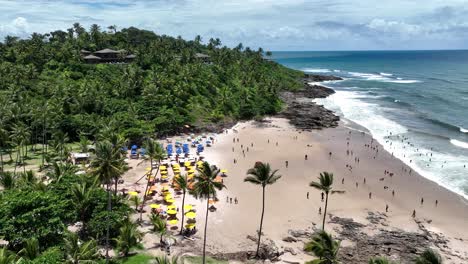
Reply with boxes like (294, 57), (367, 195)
(304, 74), (343, 82)
(279, 74), (340, 130)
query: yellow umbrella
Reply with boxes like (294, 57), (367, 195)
(160, 165), (167, 170)
(145, 167), (151, 171)
(168, 219), (179, 225)
(167, 209), (177, 215)
(188, 168), (195, 173)
(167, 205), (177, 210)
(185, 212), (196, 218)
(161, 170), (168, 174)
(166, 198), (175, 204)
(146, 190), (153, 195)
(197, 161), (203, 165)
(161, 175), (168, 179)
(150, 204), (160, 209)
(128, 191), (138, 196)
(183, 204), (193, 211)
(184, 161), (191, 167)
(221, 169), (228, 173)
(185, 223), (195, 229)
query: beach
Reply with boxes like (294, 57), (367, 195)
(121, 117), (468, 263)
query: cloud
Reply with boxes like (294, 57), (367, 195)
(0, 0), (467, 50)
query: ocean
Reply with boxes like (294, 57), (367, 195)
(272, 50), (468, 199)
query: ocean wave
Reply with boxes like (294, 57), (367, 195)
(419, 115), (465, 133)
(461, 127), (468, 133)
(302, 68), (331, 73)
(333, 69), (341, 72)
(347, 71), (420, 84)
(450, 139), (468, 149)
(384, 79), (421, 84)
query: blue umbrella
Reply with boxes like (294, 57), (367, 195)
(131, 145), (138, 150)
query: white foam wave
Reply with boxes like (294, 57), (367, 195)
(314, 91), (468, 199)
(460, 127), (468, 133)
(347, 71), (420, 84)
(303, 68), (331, 73)
(385, 80), (421, 84)
(333, 69), (341, 72)
(451, 139), (468, 149)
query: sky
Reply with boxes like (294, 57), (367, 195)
(0, 0), (468, 51)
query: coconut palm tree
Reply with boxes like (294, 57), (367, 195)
(310, 172), (344, 230)
(0, 171), (16, 190)
(47, 161), (78, 183)
(150, 213), (167, 246)
(140, 138), (165, 222)
(18, 237), (40, 260)
(154, 255), (181, 264)
(192, 161), (226, 264)
(244, 161), (281, 258)
(129, 195), (142, 211)
(64, 232), (100, 264)
(0, 248), (18, 264)
(90, 140), (124, 263)
(71, 182), (95, 223)
(415, 249), (442, 264)
(369, 257), (397, 264)
(78, 135), (91, 153)
(114, 219), (142, 257)
(174, 174), (189, 234)
(304, 230), (340, 264)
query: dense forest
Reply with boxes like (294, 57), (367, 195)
(0, 23), (302, 147)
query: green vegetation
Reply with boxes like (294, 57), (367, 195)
(184, 256), (228, 264)
(121, 254), (153, 264)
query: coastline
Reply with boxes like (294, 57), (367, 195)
(119, 74), (468, 263)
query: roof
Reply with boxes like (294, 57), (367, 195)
(195, 53), (210, 58)
(95, 48), (119, 54)
(125, 54), (136, 59)
(83, 55), (101, 60)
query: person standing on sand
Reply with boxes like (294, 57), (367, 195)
(305, 154), (308, 160)
(392, 190), (395, 197)
(321, 192), (324, 202)
(276, 142), (278, 146)
(412, 209), (416, 218)
(285, 161), (288, 168)
(342, 178), (344, 184)
(421, 197), (424, 205)
(386, 204), (389, 213)
(369, 192), (372, 199)
(307, 192), (309, 199)
(234, 197), (238, 204)
(435, 200), (438, 207)
(318, 207), (322, 215)
(230, 198), (232, 204)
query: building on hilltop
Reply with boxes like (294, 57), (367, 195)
(195, 53), (211, 64)
(81, 48), (136, 64)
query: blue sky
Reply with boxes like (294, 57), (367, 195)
(1, 0), (467, 50)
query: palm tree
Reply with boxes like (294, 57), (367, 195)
(0, 171), (16, 190)
(18, 237), (40, 260)
(0, 248), (18, 264)
(155, 255), (181, 264)
(174, 174), (189, 234)
(192, 161), (226, 264)
(78, 135), (90, 153)
(140, 138), (165, 221)
(114, 219), (142, 257)
(304, 230), (340, 264)
(244, 162), (282, 258)
(310, 172), (344, 230)
(150, 213), (167, 246)
(64, 232), (100, 264)
(18, 170), (38, 187)
(90, 140), (124, 263)
(71, 182), (95, 223)
(369, 257), (397, 264)
(415, 249), (442, 264)
(130, 195), (142, 211)
(47, 161), (78, 183)
(0, 125), (8, 172)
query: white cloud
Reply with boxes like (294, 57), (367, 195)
(0, 0), (467, 50)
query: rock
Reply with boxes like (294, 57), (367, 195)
(282, 236), (298, 243)
(257, 238), (283, 261)
(284, 247), (297, 255)
(304, 74), (343, 82)
(288, 229), (312, 238)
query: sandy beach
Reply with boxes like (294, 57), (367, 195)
(121, 117), (468, 263)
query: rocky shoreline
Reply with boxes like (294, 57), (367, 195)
(279, 74), (341, 130)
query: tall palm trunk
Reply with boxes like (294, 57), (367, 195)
(256, 186), (266, 257)
(105, 183), (112, 264)
(42, 118), (45, 166)
(0, 149), (3, 172)
(202, 195), (210, 264)
(179, 190), (186, 235)
(322, 191), (329, 230)
(140, 159), (159, 222)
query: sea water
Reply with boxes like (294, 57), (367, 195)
(272, 50), (468, 199)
